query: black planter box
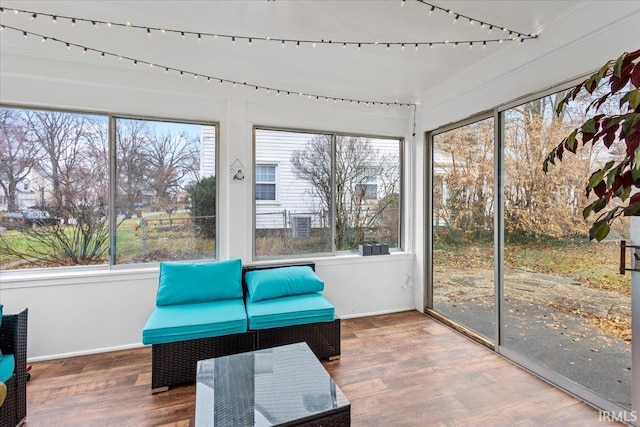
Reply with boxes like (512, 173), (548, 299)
(359, 244), (390, 256)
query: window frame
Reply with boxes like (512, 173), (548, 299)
(253, 125), (404, 261)
(0, 103), (219, 272)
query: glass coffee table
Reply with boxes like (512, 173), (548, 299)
(195, 342), (350, 426)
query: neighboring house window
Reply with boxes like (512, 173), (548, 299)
(255, 165), (277, 201)
(0, 105), (217, 271)
(356, 167), (378, 200)
(254, 127), (402, 259)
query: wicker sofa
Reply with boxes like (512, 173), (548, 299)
(0, 308), (28, 427)
(142, 260), (340, 393)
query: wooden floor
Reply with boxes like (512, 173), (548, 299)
(24, 311), (619, 426)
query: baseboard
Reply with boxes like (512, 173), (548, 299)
(27, 309), (417, 361)
(338, 306), (416, 320)
(27, 342), (145, 362)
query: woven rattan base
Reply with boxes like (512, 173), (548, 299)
(0, 309), (28, 427)
(0, 375), (17, 427)
(285, 405), (351, 427)
(151, 331), (256, 391)
(256, 318), (341, 360)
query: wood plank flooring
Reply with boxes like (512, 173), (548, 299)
(24, 311), (620, 426)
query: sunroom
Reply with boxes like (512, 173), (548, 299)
(0, 1), (639, 425)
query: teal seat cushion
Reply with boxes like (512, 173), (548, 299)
(0, 353), (14, 383)
(156, 259), (243, 306)
(142, 299), (248, 345)
(245, 266), (324, 302)
(0, 304), (2, 358)
(245, 292), (335, 330)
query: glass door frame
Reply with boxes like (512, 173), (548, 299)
(425, 79), (638, 420)
(425, 110), (496, 348)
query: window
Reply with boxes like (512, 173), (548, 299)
(355, 167), (378, 200)
(0, 106), (110, 270)
(114, 117), (217, 265)
(0, 105), (217, 270)
(255, 165), (277, 201)
(254, 128), (402, 258)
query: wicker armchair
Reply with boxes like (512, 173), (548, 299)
(0, 309), (28, 427)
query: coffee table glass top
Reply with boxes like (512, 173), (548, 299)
(195, 342), (349, 426)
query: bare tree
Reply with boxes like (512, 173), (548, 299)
(433, 118), (494, 240)
(24, 110), (92, 216)
(115, 119), (151, 217)
(0, 110), (111, 268)
(504, 92), (602, 239)
(291, 135), (400, 250)
(0, 108), (42, 211)
(145, 130), (200, 218)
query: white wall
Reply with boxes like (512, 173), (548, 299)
(0, 51), (416, 360)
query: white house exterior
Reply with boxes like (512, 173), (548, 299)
(254, 129), (401, 231)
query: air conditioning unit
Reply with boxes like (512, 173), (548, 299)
(291, 215), (311, 239)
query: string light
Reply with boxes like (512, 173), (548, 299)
(414, 0), (534, 41)
(2, 24), (416, 108)
(0, 6), (538, 51)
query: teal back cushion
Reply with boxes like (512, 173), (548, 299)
(245, 266), (324, 302)
(156, 259), (243, 306)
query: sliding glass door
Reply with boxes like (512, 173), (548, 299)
(428, 87), (632, 413)
(501, 91), (631, 409)
(431, 116), (495, 342)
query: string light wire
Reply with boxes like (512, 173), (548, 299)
(0, 6), (538, 49)
(0, 24), (416, 108)
(414, 0), (535, 40)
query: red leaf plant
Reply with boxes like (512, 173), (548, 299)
(543, 49), (640, 241)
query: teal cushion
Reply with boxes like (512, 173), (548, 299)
(245, 266), (324, 302)
(245, 292), (335, 330)
(156, 259), (243, 306)
(0, 353), (14, 383)
(142, 299), (248, 345)
(0, 304), (3, 357)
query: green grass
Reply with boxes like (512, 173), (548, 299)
(1, 212), (215, 268)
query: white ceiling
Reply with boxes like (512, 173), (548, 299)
(0, 0), (612, 105)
